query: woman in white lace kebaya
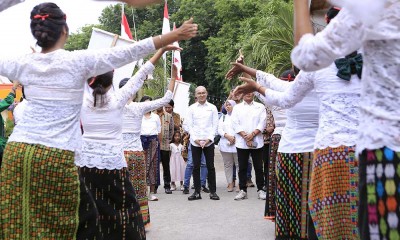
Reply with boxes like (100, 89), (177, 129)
(234, 8), (363, 239)
(78, 47), (178, 239)
(228, 64), (319, 239)
(291, 1), (400, 239)
(0, 3), (197, 239)
(120, 64), (178, 227)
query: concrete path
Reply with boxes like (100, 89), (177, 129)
(146, 147), (275, 240)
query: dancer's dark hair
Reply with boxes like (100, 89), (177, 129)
(118, 78), (130, 89)
(325, 7), (341, 24)
(140, 96), (153, 102)
(30, 3), (68, 49)
(168, 99), (174, 107)
(88, 71), (114, 107)
(280, 69), (296, 81)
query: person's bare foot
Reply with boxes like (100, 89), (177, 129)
(227, 183), (234, 192)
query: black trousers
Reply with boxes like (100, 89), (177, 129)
(262, 143), (270, 189)
(191, 143), (216, 193)
(236, 147), (264, 192)
(160, 150), (171, 189)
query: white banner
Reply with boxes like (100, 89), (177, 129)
(88, 28), (137, 87)
(172, 81), (190, 119)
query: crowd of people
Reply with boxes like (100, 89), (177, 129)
(0, 0), (399, 240)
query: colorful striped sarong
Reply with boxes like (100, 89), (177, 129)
(0, 142), (100, 239)
(141, 135), (160, 186)
(80, 166), (146, 240)
(275, 152), (313, 240)
(359, 147), (400, 240)
(309, 146), (359, 239)
(265, 134), (281, 217)
(124, 150), (150, 226)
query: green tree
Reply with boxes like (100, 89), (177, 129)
(64, 0), (295, 101)
(65, 24), (101, 51)
(242, 0), (294, 76)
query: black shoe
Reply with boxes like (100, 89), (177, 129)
(165, 188), (172, 194)
(209, 192), (220, 200)
(183, 187), (189, 194)
(188, 191), (202, 201)
(202, 186), (210, 193)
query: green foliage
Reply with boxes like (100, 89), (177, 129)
(242, 0), (294, 76)
(65, 0), (294, 100)
(65, 24), (102, 51)
(5, 118), (14, 138)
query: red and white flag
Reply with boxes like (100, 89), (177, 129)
(121, 6), (133, 40)
(172, 22), (182, 81)
(162, 1), (170, 60)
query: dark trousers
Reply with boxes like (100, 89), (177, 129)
(262, 143), (270, 189)
(160, 150), (171, 189)
(236, 147), (264, 192)
(191, 144), (216, 193)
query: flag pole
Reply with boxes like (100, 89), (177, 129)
(164, 54), (167, 93)
(131, 9), (138, 41)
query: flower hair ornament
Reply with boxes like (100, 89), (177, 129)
(33, 14), (49, 21)
(88, 76), (97, 86)
(33, 14), (67, 21)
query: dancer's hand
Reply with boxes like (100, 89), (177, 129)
(162, 45), (182, 52)
(233, 77), (260, 96)
(12, 80), (20, 93)
(225, 54), (244, 80)
(176, 18), (198, 41)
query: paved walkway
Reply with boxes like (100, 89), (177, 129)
(146, 147), (275, 240)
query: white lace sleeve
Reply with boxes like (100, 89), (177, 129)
(138, 90), (173, 115)
(291, 8), (364, 71)
(73, 37), (155, 79)
(0, 0), (24, 12)
(115, 61), (154, 107)
(256, 70), (292, 92)
(263, 71), (315, 109)
(0, 55), (23, 80)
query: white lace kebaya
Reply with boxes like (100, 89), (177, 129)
(1, 38), (155, 157)
(256, 91), (286, 136)
(76, 62), (154, 170)
(256, 71), (319, 153)
(122, 90), (173, 152)
(261, 64), (361, 150)
(291, 2), (400, 152)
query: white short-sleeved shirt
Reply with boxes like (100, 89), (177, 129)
(141, 112), (161, 136)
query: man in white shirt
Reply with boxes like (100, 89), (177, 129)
(185, 86), (220, 201)
(231, 92), (267, 200)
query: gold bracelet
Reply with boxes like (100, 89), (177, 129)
(159, 35), (165, 48)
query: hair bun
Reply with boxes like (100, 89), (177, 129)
(30, 3), (67, 49)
